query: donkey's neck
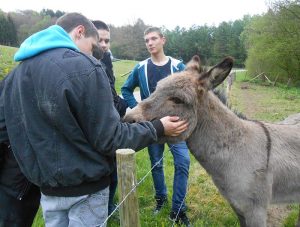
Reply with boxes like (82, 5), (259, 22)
(187, 91), (248, 162)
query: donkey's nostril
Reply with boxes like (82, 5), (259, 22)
(128, 119), (136, 123)
(122, 115), (136, 123)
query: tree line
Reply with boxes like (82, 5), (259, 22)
(109, 17), (249, 67)
(0, 0), (299, 85)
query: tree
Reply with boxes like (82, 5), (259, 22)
(243, 0), (300, 84)
(110, 18), (149, 60)
(0, 10), (17, 46)
(6, 14), (18, 46)
(9, 10), (55, 44)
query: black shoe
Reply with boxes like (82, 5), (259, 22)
(169, 210), (191, 226)
(108, 203), (118, 215)
(108, 204), (120, 222)
(153, 196), (168, 214)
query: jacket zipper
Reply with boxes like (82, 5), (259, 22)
(17, 181), (31, 200)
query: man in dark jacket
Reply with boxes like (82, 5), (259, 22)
(92, 20), (128, 118)
(92, 20), (128, 216)
(0, 75), (40, 227)
(0, 13), (187, 227)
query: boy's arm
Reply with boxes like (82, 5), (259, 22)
(121, 65), (139, 108)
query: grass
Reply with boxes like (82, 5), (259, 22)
(230, 71), (300, 122)
(0, 45), (18, 79)
(113, 59), (137, 92)
(1, 45), (300, 226)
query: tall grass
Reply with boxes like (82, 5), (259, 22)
(113, 59), (137, 92)
(1, 45), (300, 226)
(231, 71), (300, 122)
(0, 45), (18, 79)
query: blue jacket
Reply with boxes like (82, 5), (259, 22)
(121, 57), (185, 108)
(0, 25), (163, 196)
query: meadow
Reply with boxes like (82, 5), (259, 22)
(1, 45), (300, 226)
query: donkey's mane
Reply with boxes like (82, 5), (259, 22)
(212, 88), (247, 120)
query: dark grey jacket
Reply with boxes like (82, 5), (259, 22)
(101, 51), (128, 117)
(0, 48), (162, 196)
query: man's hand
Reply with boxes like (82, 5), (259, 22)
(159, 116), (188, 136)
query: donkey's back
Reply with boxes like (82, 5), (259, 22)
(269, 121), (300, 204)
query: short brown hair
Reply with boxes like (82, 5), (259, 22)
(56, 12), (98, 38)
(92, 20), (110, 32)
(144, 27), (164, 38)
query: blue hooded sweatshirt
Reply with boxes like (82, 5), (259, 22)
(14, 25), (79, 62)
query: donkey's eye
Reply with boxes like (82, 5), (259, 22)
(169, 97), (184, 104)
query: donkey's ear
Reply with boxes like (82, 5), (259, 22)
(200, 57), (234, 89)
(185, 55), (203, 73)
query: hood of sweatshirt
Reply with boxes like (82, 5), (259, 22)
(14, 25), (79, 62)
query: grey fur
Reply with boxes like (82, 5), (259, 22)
(124, 55), (300, 227)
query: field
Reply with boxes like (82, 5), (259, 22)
(0, 45), (18, 79)
(1, 45), (300, 226)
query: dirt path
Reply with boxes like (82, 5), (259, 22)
(232, 82), (264, 119)
(267, 205), (293, 227)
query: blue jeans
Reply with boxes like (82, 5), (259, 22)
(148, 141), (190, 212)
(40, 187), (109, 227)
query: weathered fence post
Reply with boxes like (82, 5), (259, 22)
(116, 149), (140, 227)
(226, 71), (235, 106)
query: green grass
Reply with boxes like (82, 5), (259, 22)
(1, 45), (300, 226)
(113, 59), (137, 93)
(230, 71), (300, 122)
(0, 45), (18, 79)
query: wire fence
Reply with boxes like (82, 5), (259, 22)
(99, 145), (189, 227)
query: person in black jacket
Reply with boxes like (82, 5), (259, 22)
(0, 13), (188, 227)
(92, 20), (128, 118)
(92, 20), (127, 217)
(0, 76), (40, 227)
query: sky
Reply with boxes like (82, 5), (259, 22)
(1, 0), (271, 29)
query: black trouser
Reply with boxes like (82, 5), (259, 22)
(0, 184), (41, 227)
(108, 160), (118, 214)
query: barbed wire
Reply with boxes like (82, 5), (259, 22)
(171, 190), (188, 227)
(99, 144), (190, 227)
(99, 147), (168, 227)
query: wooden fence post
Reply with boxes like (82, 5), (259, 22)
(116, 149), (140, 227)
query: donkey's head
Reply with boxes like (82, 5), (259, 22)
(124, 55), (233, 142)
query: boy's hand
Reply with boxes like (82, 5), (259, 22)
(159, 116), (188, 136)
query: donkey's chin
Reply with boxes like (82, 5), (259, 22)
(157, 131), (189, 144)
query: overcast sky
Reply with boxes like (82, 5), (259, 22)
(1, 0), (271, 29)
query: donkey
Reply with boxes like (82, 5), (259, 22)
(124, 55), (300, 227)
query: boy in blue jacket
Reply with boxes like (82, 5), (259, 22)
(121, 27), (190, 226)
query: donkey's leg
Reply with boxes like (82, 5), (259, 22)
(230, 202), (267, 227)
(243, 206), (267, 227)
(242, 169), (271, 227)
(296, 205), (300, 227)
(229, 203), (246, 227)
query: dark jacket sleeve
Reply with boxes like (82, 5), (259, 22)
(114, 97), (128, 118)
(101, 53), (128, 117)
(54, 65), (158, 156)
(0, 78), (9, 166)
(0, 77), (32, 199)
